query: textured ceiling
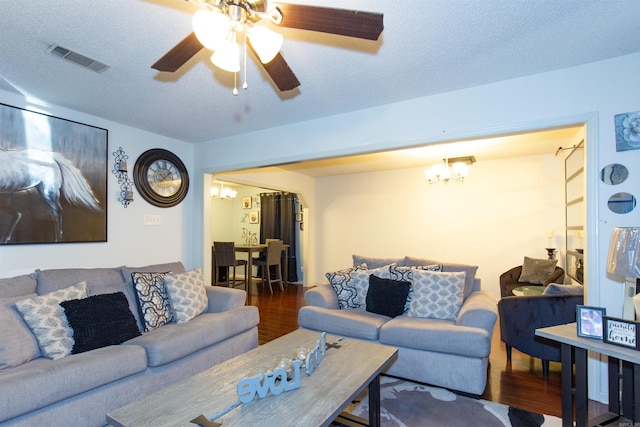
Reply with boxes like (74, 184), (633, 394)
(1, 0), (638, 144)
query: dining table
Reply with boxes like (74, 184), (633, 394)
(213, 243), (289, 295)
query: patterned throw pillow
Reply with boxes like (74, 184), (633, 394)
(326, 264), (366, 309)
(164, 269), (208, 323)
(61, 292), (141, 354)
(131, 272), (173, 332)
(14, 282), (87, 359)
(407, 270), (465, 321)
(352, 264), (394, 308)
(389, 264), (442, 312)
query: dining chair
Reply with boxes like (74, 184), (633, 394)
(253, 240), (283, 294)
(213, 242), (248, 291)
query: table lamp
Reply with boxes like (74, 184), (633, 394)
(607, 227), (640, 319)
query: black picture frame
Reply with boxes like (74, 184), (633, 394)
(577, 305), (606, 339)
(0, 103), (108, 244)
(603, 316), (640, 349)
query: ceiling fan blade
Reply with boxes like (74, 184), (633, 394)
(250, 45), (300, 91)
(275, 4), (383, 41)
(152, 33), (203, 72)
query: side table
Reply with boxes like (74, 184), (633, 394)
(536, 323), (640, 427)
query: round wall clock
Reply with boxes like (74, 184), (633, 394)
(133, 149), (189, 207)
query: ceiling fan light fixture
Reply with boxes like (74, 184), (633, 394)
(247, 23), (283, 64)
(192, 9), (229, 50)
(211, 34), (241, 72)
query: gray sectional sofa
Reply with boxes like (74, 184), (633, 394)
(0, 261), (259, 426)
(298, 255), (498, 395)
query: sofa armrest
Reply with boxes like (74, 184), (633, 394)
(304, 285), (339, 309)
(456, 290), (498, 334)
(205, 286), (247, 313)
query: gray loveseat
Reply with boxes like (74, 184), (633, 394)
(298, 255), (498, 395)
(0, 261), (259, 426)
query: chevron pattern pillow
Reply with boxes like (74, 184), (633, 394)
(407, 270), (465, 321)
(164, 269), (208, 323)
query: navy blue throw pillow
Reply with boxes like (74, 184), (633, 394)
(366, 275), (411, 318)
(61, 292), (141, 354)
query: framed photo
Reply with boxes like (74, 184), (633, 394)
(242, 196), (252, 209)
(614, 110), (640, 152)
(249, 211), (259, 224)
(0, 103), (107, 244)
(577, 305), (606, 339)
(603, 316), (640, 349)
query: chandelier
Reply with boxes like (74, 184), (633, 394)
(211, 182), (237, 200)
(424, 156), (475, 184)
(192, 2), (284, 94)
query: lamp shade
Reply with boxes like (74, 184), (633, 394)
(247, 24), (283, 64)
(193, 9), (229, 51)
(607, 227), (640, 278)
(211, 38), (240, 72)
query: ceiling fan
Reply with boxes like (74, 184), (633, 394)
(152, 0), (384, 92)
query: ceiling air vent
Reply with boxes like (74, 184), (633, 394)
(47, 44), (110, 74)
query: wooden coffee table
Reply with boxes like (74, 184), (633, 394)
(107, 329), (397, 427)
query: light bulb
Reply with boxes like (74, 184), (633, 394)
(193, 10), (229, 50)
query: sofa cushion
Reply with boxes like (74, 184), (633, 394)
(366, 275), (410, 318)
(0, 296), (40, 370)
(352, 254), (405, 269)
(0, 273), (37, 299)
(326, 264), (366, 309)
(131, 272), (173, 332)
(124, 306), (259, 367)
(352, 264), (393, 308)
(380, 316), (492, 358)
(406, 270), (465, 321)
(298, 306), (388, 341)
(164, 268), (208, 323)
(404, 256), (478, 299)
(542, 283), (584, 295)
(14, 282), (87, 360)
(0, 344), (147, 423)
(518, 256), (558, 284)
(35, 267), (123, 295)
(61, 292), (141, 354)
(121, 261), (186, 287)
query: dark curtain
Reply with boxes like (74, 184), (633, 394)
(260, 192), (298, 282)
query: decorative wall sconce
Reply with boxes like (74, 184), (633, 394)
(112, 147), (134, 207)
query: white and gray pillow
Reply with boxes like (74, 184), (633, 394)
(14, 282), (87, 359)
(164, 268), (208, 323)
(406, 270), (465, 321)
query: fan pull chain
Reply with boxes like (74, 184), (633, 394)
(233, 72), (238, 96)
(243, 36), (248, 90)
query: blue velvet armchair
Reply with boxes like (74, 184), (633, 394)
(498, 292), (583, 376)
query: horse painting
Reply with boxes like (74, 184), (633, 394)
(0, 148), (102, 243)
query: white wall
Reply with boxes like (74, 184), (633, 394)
(194, 52), (640, 316)
(0, 91), (195, 278)
(315, 154), (565, 299)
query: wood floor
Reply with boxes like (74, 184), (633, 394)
(245, 282), (607, 420)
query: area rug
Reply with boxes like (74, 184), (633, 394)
(349, 376), (562, 427)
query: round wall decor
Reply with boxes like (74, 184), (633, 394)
(133, 149), (189, 207)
